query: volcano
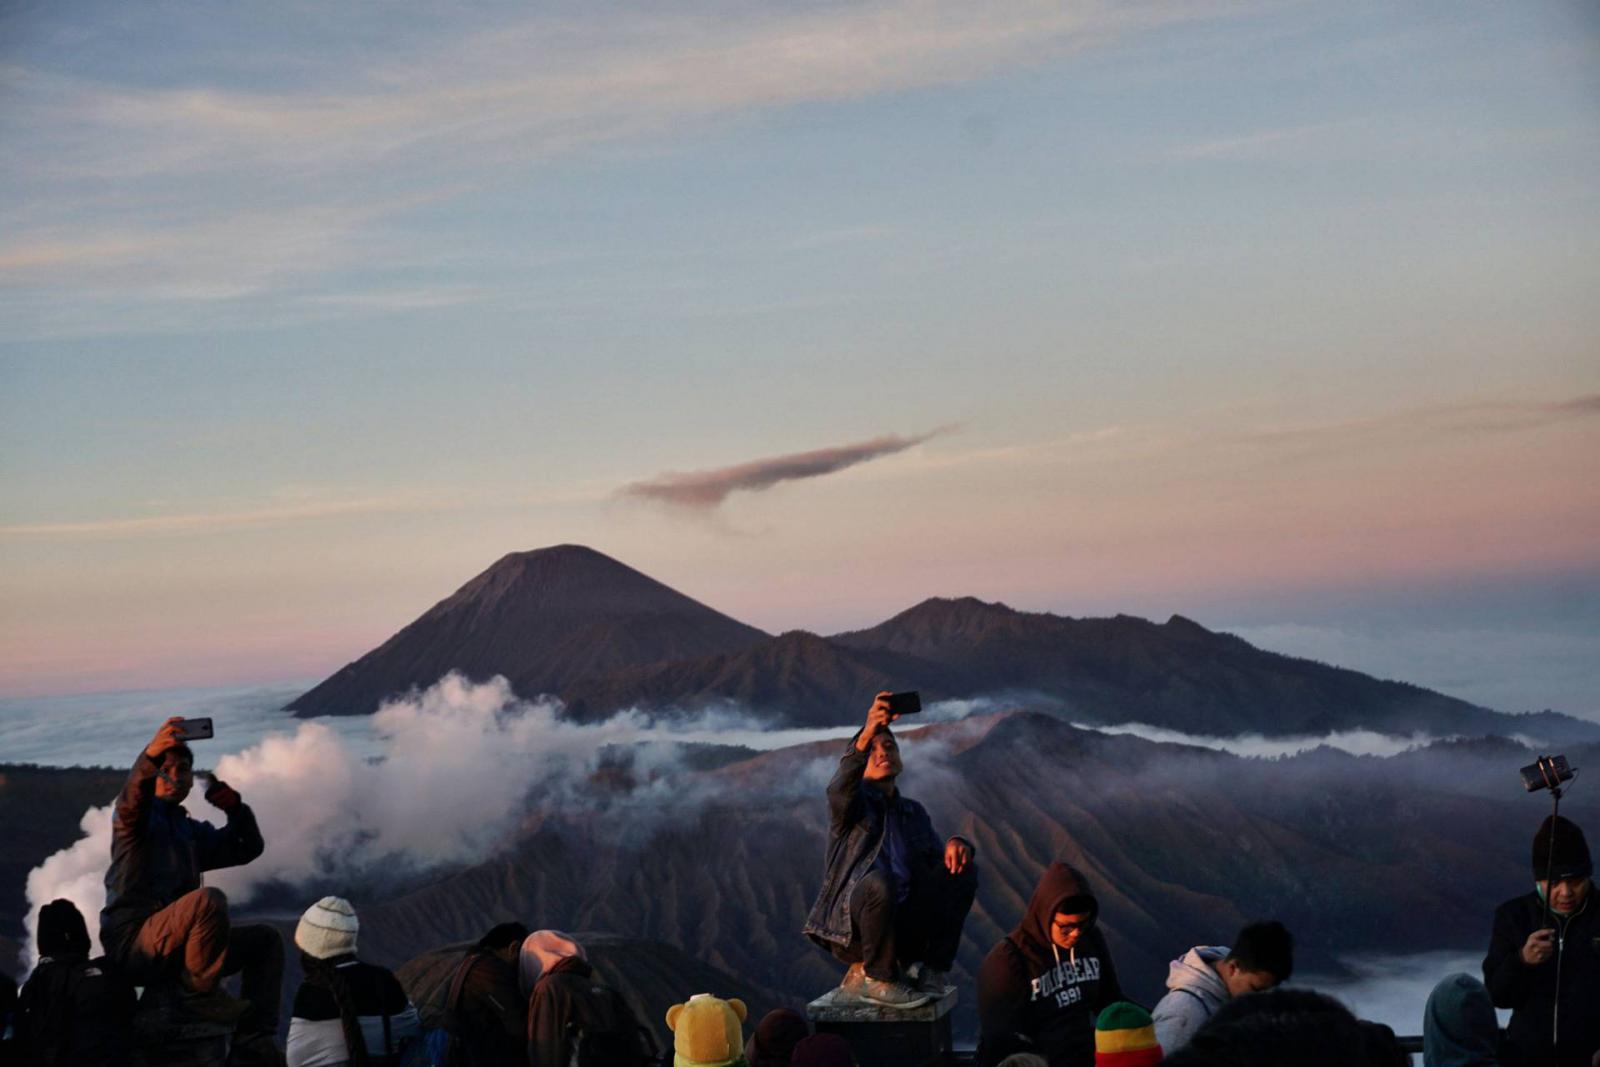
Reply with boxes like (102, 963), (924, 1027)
(288, 545), (769, 717)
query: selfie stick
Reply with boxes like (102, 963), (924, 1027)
(1534, 758), (1566, 933)
(1530, 757), (1575, 1050)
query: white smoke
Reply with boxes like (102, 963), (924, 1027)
(17, 673), (813, 969)
(1071, 720), (1466, 759)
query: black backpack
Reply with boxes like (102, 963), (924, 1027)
(532, 972), (656, 1067)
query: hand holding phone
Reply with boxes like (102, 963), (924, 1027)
(174, 717), (214, 741)
(886, 692), (922, 717)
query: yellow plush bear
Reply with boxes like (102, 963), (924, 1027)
(665, 992), (749, 1067)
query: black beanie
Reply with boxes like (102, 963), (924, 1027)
(1531, 815), (1592, 881)
(38, 898), (91, 958)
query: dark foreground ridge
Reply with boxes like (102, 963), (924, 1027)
(4, 711), (1599, 1064)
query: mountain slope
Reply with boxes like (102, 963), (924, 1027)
(352, 715), (1600, 1040)
(558, 629), (934, 726)
(289, 545), (769, 717)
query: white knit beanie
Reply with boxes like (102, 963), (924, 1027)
(295, 896), (359, 960)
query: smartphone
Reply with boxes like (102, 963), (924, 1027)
(175, 717), (214, 741)
(887, 691), (922, 717)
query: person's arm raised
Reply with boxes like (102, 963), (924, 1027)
(829, 693), (897, 831)
(113, 718), (183, 842)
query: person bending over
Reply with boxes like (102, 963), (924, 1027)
(803, 691), (979, 1009)
(451, 922), (529, 1067)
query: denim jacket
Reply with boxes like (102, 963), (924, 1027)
(803, 736), (943, 948)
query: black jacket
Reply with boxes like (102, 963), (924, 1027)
(455, 950), (526, 1067)
(1483, 889), (1599, 1067)
(976, 863), (1123, 1067)
(14, 954), (142, 1067)
(100, 750), (263, 959)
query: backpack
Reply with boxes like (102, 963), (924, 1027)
(401, 952), (480, 1067)
(16, 956), (139, 1067)
(532, 972), (656, 1067)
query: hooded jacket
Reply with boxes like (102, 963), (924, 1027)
(521, 932), (652, 1067)
(1150, 946), (1229, 1054)
(1422, 973), (1501, 1067)
(1482, 888), (1598, 1067)
(802, 735), (944, 950)
(976, 863), (1123, 1067)
(520, 931), (588, 1067)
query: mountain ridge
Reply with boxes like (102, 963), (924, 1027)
(288, 544), (1600, 742)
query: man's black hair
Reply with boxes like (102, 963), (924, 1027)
(476, 922), (530, 952)
(161, 743), (195, 767)
(1165, 989), (1364, 1067)
(1226, 919), (1294, 982)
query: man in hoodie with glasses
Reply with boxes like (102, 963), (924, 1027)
(976, 862), (1125, 1067)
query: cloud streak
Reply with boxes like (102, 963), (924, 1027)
(1229, 393), (1600, 447)
(0, 491), (461, 540)
(620, 429), (944, 510)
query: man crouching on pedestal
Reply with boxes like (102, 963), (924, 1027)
(803, 691), (979, 1009)
(100, 717), (285, 1062)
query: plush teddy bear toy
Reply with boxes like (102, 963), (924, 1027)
(665, 992), (750, 1067)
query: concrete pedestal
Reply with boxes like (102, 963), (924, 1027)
(134, 983), (234, 1067)
(806, 985), (958, 1067)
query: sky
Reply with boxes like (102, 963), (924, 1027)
(1, 1), (1597, 714)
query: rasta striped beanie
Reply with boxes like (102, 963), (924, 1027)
(1095, 1002), (1164, 1066)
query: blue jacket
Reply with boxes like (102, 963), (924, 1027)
(100, 750), (264, 959)
(803, 736), (944, 949)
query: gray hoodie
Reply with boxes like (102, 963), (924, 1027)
(1150, 946), (1229, 1053)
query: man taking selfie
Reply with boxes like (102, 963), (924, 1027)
(803, 691), (979, 1009)
(101, 717), (284, 1060)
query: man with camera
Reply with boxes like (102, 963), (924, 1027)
(803, 691), (979, 1009)
(101, 717), (285, 1061)
(1483, 813), (1598, 1067)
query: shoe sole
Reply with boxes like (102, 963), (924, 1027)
(858, 991), (932, 1009)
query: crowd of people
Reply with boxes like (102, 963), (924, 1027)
(0, 703), (1594, 1066)
(806, 693), (1598, 1067)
